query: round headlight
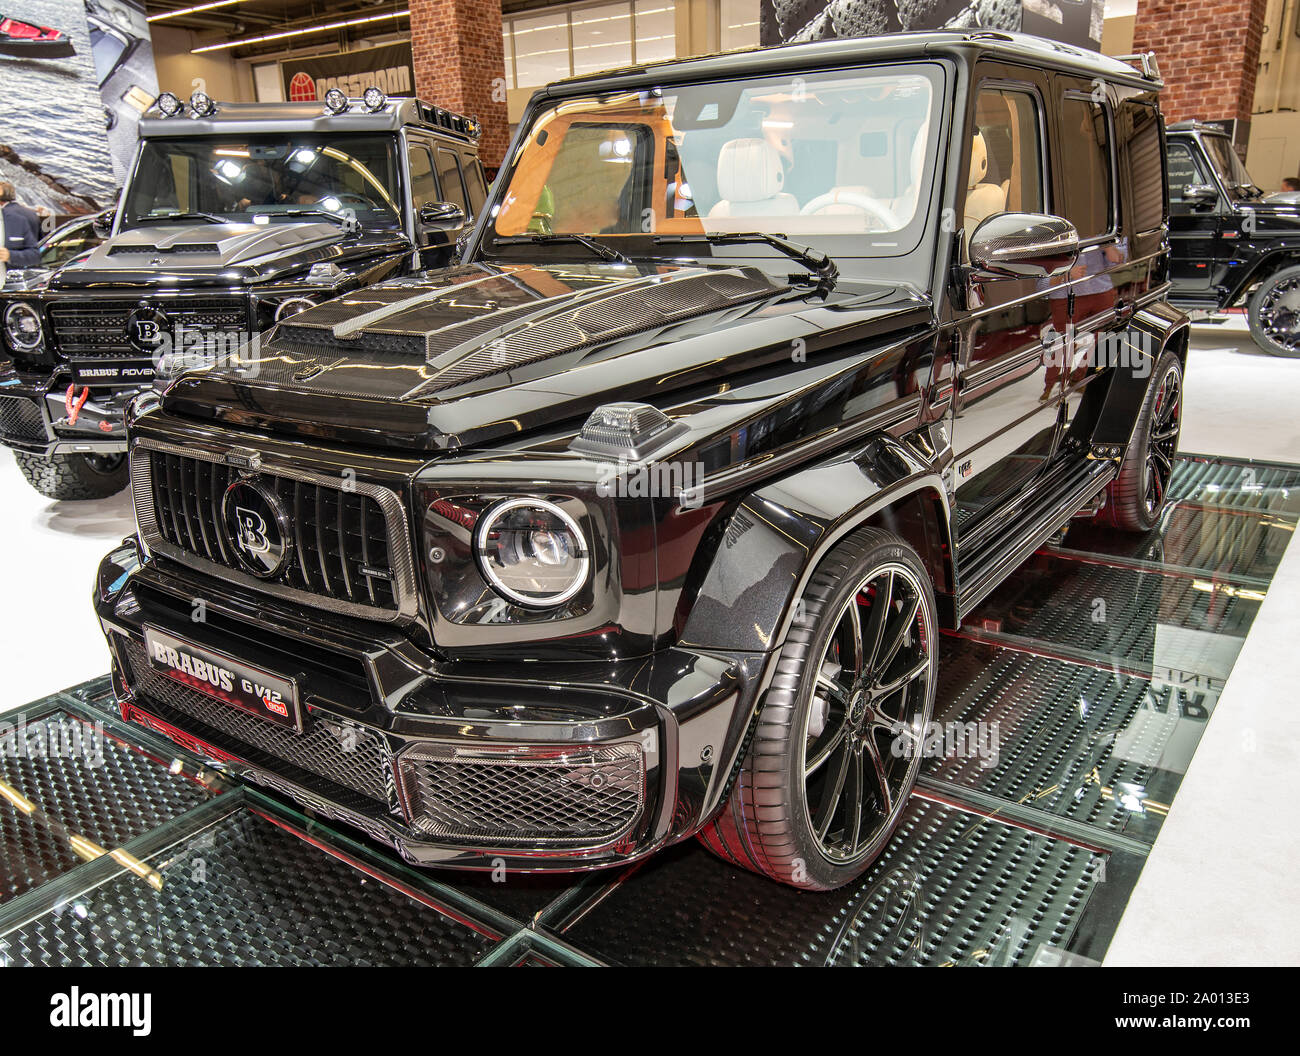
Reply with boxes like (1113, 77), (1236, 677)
(275, 297), (316, 321)
(362, 86), (387, 112)
(4, 302), (44, 352)
(475, 498), (590, 607)
(323, 88), (349, 115)
(189, 90), (215, 117)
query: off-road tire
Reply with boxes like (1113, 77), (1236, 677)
(698, 527), (938, 891)
(13, 451), (129, 500)
(1247, 264), (1300, 358)
(1099, 347), (1182, 533)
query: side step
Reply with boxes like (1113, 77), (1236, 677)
(955, 459), (1117, 620)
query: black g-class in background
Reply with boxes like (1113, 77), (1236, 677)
(0, 89), (487, 499)
(1166, 120), (1300, 356)
(96, 33), (1185, 890)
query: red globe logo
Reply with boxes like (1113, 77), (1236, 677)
(288, 72), (316, 101)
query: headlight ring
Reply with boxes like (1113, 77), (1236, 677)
(474, 497), (591, 608)
(4, 302), (44, 352)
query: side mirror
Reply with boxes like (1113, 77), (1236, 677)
(418, 201), (466, 226)
(968, 212), (1079, 281)
(91, 209), (115, 239)
(1181, 183), (1218, 208)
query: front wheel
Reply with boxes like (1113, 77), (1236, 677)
(1247, 265), (1300, 357)
(13, 451), (129, 500)
(698, 528), (938, 891)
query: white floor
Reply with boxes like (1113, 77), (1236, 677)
(0, 318), (1296, 963)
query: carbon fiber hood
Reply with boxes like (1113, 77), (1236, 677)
(50, 221), (388, 288)
(161, 261), (928, 451)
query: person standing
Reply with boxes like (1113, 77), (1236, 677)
(0, 181), (44, 268)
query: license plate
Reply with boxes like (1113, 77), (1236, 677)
(143, 626), (301, 730)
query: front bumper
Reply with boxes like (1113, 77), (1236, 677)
(0, 371), (136, 456)
(94, 538), (756, 872)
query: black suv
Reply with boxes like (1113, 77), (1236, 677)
(1166, 120), (1300, 356)
(0, 89), (487, 499)
(95, 32), (1186, 890)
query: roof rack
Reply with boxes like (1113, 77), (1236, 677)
(1115, 52), (1161, 81)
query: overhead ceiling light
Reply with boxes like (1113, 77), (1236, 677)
(190, 9), (409, 53)
(148, 0), (242, 22)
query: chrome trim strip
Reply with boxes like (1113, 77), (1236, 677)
(132, 436), (418, 622)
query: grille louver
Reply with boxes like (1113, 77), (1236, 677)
(132, 441), (417, 621)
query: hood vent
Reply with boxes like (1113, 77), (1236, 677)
(108, 243), (222, 256)
(409, 268), (779, 397)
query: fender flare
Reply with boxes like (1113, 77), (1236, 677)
(1089, 300), (1189, 454)
(679, 431), (955, 654)
(1226, 242), (1300, 305)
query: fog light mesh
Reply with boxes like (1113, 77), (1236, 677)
(397, 742), (645, 846)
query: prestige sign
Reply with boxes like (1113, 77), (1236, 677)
(281, 42), (414, 102)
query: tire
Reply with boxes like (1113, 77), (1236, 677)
(1099, 347), (1183, 533)
(1247, 265), (1300, 358)
(13, 451), (129, 500)
(698, 527), (938, 891)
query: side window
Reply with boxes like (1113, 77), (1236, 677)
(1059, 95), (1115, 240)
(1122, 101), (1165, 233)
(436, 148), (468, 212)
(408, 144), (439, 207)
(463, 159), (489, 214)
(1167, 141), (1211, 206)
(966, 86), (1045, 238)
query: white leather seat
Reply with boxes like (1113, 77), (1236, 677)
(708, 139), (798, 218)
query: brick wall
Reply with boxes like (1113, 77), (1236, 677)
(410, 0), (510, 168)
(1133, 0), (1268, 139)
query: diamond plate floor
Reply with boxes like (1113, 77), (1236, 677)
(0, 454), (1288, 966)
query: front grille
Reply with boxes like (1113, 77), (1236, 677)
(124, 639), (391, 806)
(142, 448), (401, 613)
(0, 395), (46, 442)
(398, 743), (645, 845)
(49, 298), (248, 359)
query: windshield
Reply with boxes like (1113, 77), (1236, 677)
(121, 134), (404, 230)
(1201, 134), (1259, 196)
(488, 63), (942, 262)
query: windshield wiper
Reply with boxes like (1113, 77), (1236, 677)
(263, 208), (362, 235)
(651, 231), (838, 291)
(132, 211), (227, 226)
(496, 232), (629, 263)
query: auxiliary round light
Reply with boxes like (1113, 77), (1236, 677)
(155, 91), (183, 117)
(362, 86), (387, 112)
(275, 297), (316, 321)
(475, 498), (590, 608)
(189, 90), (215, 117)
(323, 89), (350, 115)
(4, 302), (44, 352)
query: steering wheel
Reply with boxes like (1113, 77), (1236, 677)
(799, 191), (900, 231)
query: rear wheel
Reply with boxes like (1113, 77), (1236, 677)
(698, 528), (937, 890)
(1099, 347), (1182, 533)
(1247, 265), (1300, 358)
(13, 451), (128, 500)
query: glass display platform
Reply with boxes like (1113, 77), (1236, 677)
(1, 453), (1294, 966)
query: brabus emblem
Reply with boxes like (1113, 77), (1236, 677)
(126, 303), (170, 354)
(221, 479), (291, 578)
(233, 506), (271, 554)
(224, 449), (263, 473)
